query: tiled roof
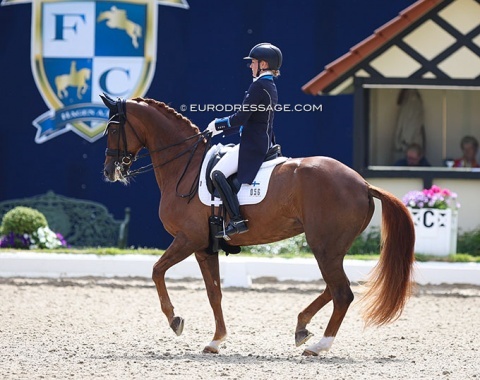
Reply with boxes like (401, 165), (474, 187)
(302, 0), (443, 95)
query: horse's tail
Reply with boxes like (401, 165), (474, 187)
(361, 184), (415, 326)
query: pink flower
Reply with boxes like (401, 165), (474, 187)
(403, 186), (459, 210)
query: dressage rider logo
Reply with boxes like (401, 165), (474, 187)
(1, 0), (189, 143)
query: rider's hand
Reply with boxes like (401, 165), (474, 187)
(205, 119), (223, 137)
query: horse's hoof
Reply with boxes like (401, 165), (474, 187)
(302, 349), (318, 357)
(202, 338), (224, 354)
(295, 329), (314, 347)
(170, 316), (184, 336)
(202, 346), (219, 354)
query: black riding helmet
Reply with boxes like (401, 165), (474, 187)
(244, 43), (282, 76)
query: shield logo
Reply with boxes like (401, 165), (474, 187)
(30, 0), (157, 143)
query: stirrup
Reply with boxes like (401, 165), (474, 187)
(215, 219), (249, 240)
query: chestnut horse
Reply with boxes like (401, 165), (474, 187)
(101, 95), (415, 356)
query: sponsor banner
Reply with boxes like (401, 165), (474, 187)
(1, 0), (188, 143)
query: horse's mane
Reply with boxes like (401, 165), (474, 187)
(132, 97), (200, 133)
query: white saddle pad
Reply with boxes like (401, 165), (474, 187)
(198, 143), (288, 206)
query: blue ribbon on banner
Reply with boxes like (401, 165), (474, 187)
(33, 104), (109, 142)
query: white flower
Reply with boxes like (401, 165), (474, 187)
(30, 226), (63, 249)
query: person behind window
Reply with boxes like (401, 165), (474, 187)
(453, 135), (480, 168)
(393, 89), (425, 162)
(393, 143), (431, 167)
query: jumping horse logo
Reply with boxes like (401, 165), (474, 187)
(1, 0), (189, 143)
(97, 6), (142, 48)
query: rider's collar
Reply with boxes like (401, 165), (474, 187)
(253, 71), (274, 81)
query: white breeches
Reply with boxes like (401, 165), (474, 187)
(210, 144), (239, 179)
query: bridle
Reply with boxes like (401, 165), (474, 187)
(104, 98), (212, 202)
(104, 98), (139, 171)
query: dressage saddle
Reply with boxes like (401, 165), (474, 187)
(204, 144), (282, 197)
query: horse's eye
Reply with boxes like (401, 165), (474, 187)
(110, 128), (118, 135)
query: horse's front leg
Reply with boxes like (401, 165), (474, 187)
(194, 251), (227, 354)
(152, 234), (194, 336)
(78, 84), (87, 99)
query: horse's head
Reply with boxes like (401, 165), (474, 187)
(100, 93), (145, 184)
(101, 94), (207, 189)
(96, 7), (114, 22)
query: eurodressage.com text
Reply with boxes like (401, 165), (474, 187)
(181, 104), (323, 113)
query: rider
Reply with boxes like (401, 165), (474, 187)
(205, 42), (282, 239)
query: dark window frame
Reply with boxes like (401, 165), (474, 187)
(353, 77), (480, 188)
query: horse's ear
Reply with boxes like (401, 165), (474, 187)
(100, 93), (117, 111)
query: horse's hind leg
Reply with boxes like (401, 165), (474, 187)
(152, 234), (194, 336)
(126, 23), (140, 48)
(295, 286), (332, 346)
(302, 257), (354, 356)
(194, 251), (227, 354)
(57, 87), (66, 99)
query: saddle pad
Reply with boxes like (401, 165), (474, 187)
(198, 143), (288, 206)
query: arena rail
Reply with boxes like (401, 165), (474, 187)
(0, 252), (479, 288)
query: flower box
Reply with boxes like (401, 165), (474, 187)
(407, 208), (458, 256)
(403, 185), (460, 256)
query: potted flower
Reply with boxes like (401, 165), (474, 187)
(0, 228), (68, 249)
(402, 185), (459, 256)
(0, 206), (68, 250)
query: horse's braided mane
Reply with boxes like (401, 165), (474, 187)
(132, 97), (200, 132)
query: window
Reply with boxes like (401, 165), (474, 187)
(368, 87), (480, 168)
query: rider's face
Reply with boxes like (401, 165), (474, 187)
(250, 59), (259, 77)
(249, 59), (267, 77)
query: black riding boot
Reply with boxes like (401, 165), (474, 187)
(211, 170), (249, 239)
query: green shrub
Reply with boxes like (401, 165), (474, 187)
(243, 227), (480, 258)
(245, 234), (311, 256)
(457, 229), (480, 257)
(0, 206), (48, 235)
(244, 228), (381, 257)
(450, 253), (475, 262)
(348, 227), (381, 255)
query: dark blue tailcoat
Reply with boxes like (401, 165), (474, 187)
(215, 75), (278, 184)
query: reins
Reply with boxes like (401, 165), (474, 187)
(128, 128), (211, 201)
(105, 100), (212, 202)
(127, 130), (209, 175)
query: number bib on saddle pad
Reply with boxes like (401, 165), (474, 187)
(198, 143), (288, 207)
